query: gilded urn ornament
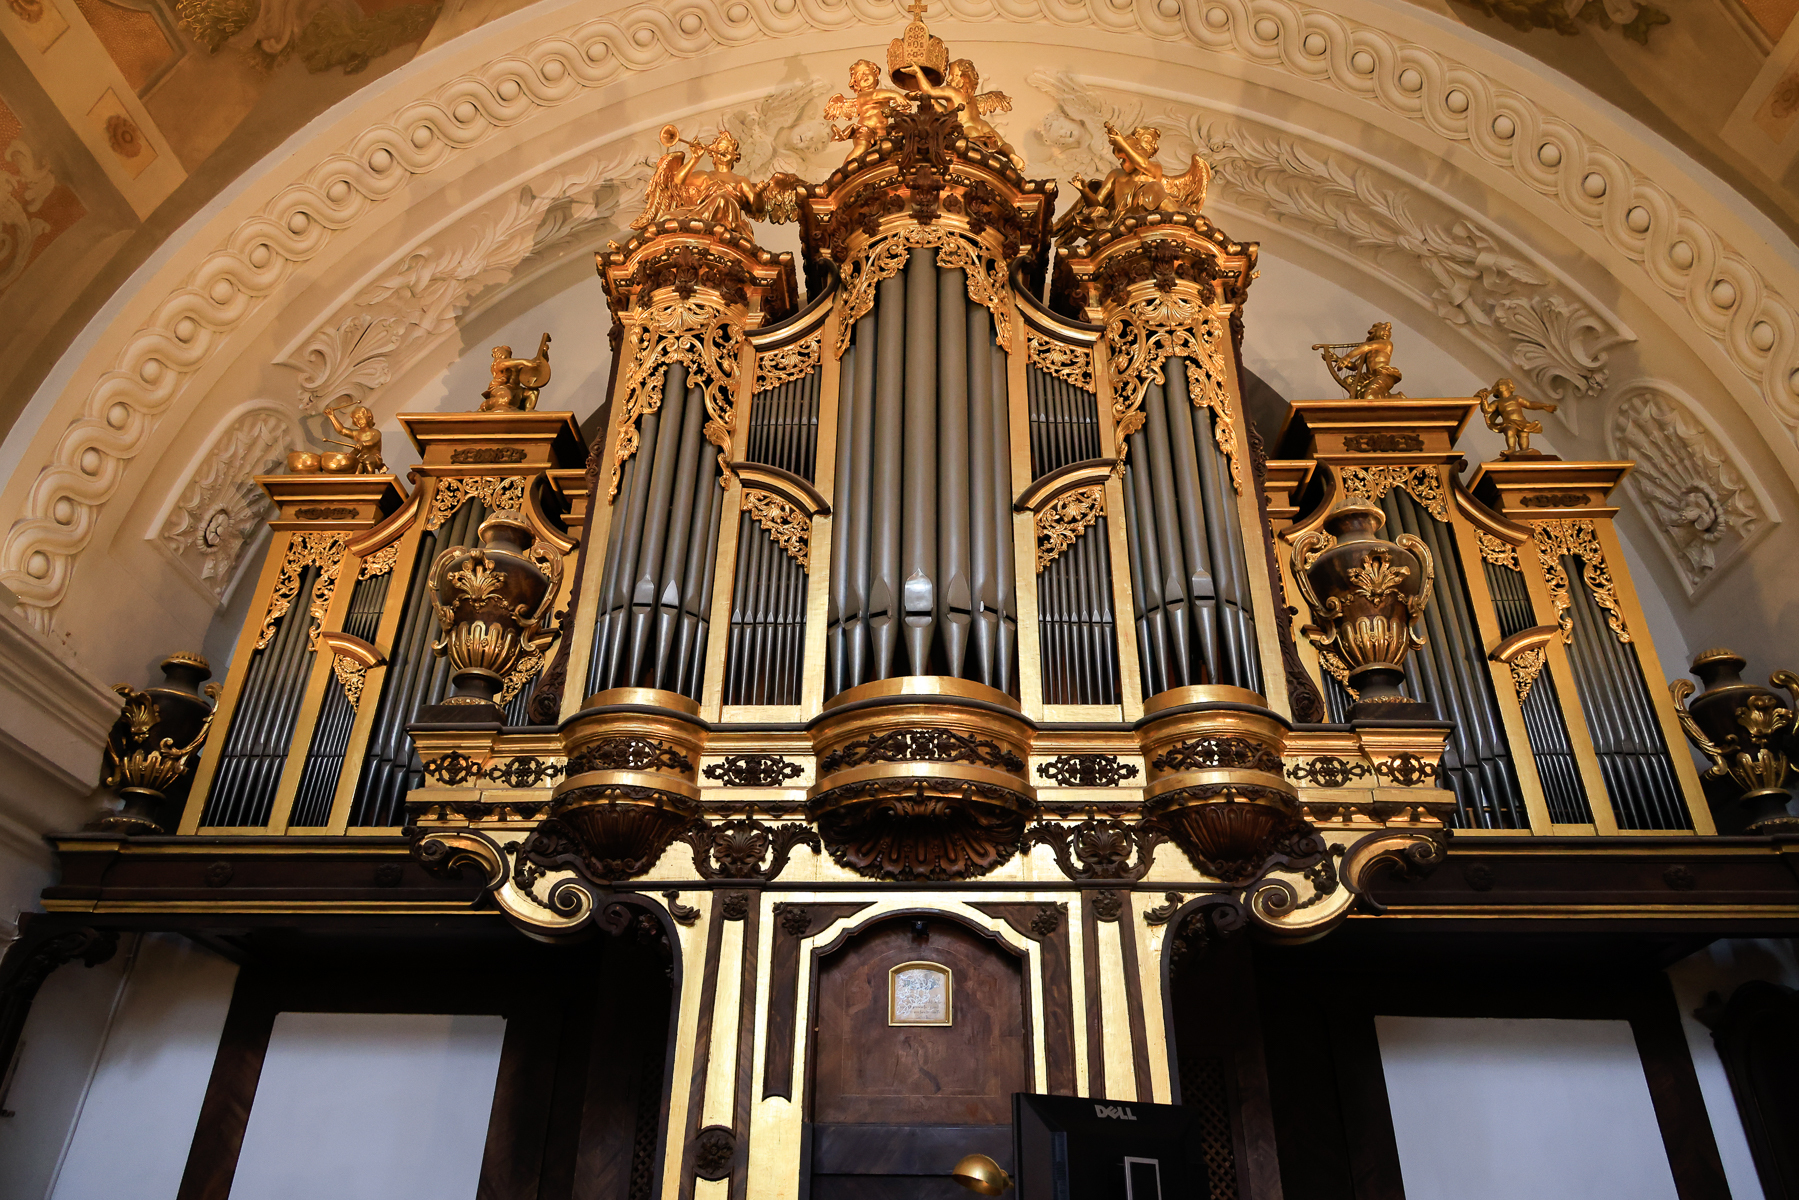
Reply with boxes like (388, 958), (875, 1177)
(1671, 649), (1799, 833)
(422, 509), (562, 720)
(90, 652), (222, 834)
(1291, 503), (1436, 719)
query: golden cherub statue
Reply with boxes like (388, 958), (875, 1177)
(323, 401), (384, 473)
(825, 58), (913, 162)
(480, 334), (552, 412)
(1053, 123), (1211, 243)
(1313, 322), (1406, 400)
(634, 124), (802, 239)
(1477, 377), (1557, 457)
(908, 57), (1023, 169)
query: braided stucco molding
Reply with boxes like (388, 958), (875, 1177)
(5, 0), (1795, 628)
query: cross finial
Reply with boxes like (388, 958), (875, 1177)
(903, 0), (928, 18)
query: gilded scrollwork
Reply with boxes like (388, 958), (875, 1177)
(1337, 464), (1448, 523)
(743, 489), (812, 571)
(357, 541), (401, 578)
(835, 225), (1011, 359)
(1035, 485), (1105, 572)
(256, 531), (349, 650)
(753, 334), (823, 393)
(1507, 645), (1548, 702)
(332, 654), (370, 711)
(1475, 529), (1521, 571)
(613, 295), (745, 499)
(1529, 518), (1630, 644)
(1026, 336), (1094, 391)
(1104, 292), (1203, 442)
(427, 476), (529, 531)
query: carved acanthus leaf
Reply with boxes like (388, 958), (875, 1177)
(157, 407), (298, 603)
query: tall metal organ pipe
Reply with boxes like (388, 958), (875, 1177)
(824, 250), (1017, 698)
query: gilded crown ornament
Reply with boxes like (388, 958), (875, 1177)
(422, 509), (563, 719)
(90, 653), (222, 835)
(1313, 323), (1405, 399)
(480, 334), (553, 412)
(1291, 501), (1436, 719)
(1671, 649), (1799, 833)
(887, 0), (947, 88)
(1476, 377), (1558, 458)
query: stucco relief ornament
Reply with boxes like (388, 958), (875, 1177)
(1, 137), (58, 292)
(159, 407), (295, 601)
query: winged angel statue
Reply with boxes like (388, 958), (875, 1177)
(1053, 122), (1212, 243)
(633, 124), (806, 239)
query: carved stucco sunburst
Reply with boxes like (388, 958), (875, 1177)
(7, 0), (1799, 633)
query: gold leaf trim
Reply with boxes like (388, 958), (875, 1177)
(426, 476), (529, 531)
(256, 532), (348, 651)
(743, 488), (811, 572)
(1530, 518), (1631, 645)
(498, 645), (544, 706)
(1338, 465), (1448, 523)
(1026, 336), (1094, 390)
(613, 296), (745, 500)
(753, 334), (823, 393)
(834, 226), (1010, 359)
(1035, 485), (1105, 572)
(1475, 529), (1520, 571)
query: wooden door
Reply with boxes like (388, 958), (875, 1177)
(810, 916), (1028, 1200)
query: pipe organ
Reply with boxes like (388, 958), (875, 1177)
(29, 13), (1799, 1200)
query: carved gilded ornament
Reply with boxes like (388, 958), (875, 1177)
(753, 334), (823, 393)
(332, 655), (371, 711)
(357, 541), (401, 578)
(834, 225), (1011, 359)
(1507, 645), (1548, 702)
(1529, 518), (1630, 645)
(1475, 529), (1521, 571)
(256, 531), (349, 650)
(1035, 485), (1105, 572)
(743, 489), (812, 571)
(427, 476), (529, 531)
(1026, 336), (1094, 391)
(1105, 297), (1240, 489)
(612, 295), (745, 499)
(1337, 465), (1449, 523)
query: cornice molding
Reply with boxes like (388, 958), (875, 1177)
(2, 0), (1797, 631)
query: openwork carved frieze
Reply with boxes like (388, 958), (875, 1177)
(753, 333), (823, 393)
(681, 817), (820, 880)
(1373, 753), (1439, 787)
(1286, 756), (1373, 788)
(743, 489), (812, 571)
(426, 475), (529, 532)
(613, 294), (745, 499)
(1529, 518), (1630, 644)
(1026, 336), (1094, 390)
(821, 729), (1025, 775)
(834, 224), (1012, 358)
(1337, 465), (1448, 523)
(1036, 755), (1140, 788)
(256, 531), (348, 650)
(1035, 485), (1105, 572)
(704, 754), (804, 787)
(568, 738), (693, 775)
(1475, 529), (1521, 570)
(1152, 736), (1283, 776)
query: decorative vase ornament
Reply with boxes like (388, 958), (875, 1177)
(1671, 648), (1799, 833)
(90, 652), (221, 834)
(422, 509), (562, 720)
(1290, 503), (1436, 720)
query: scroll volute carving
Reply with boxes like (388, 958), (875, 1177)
(421, 509), (562, 720)
(1135, 689), (1308, 886)
(541, 688), (706, 881)
(1671, 648), (1799, 834)
(1291, 502), (1436, 721)
(806, 678), (1037, 881)
(90, 652), (221, 835)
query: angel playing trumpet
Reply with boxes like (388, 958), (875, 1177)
(1054, 122), (1212, 243)
(634, 124), (805, 238)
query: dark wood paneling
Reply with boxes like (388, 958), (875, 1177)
(729, 898), (763, 1200)
(811, 1123), (1012, 1174)
(176, 970), (278, 1200)
(1326, 1011), (1406, 1200)
(811, 917), (1028, 1126)
(1081, 892), (1105, 1099)
(1113, 898), (1154, 1102)
(1629, 973), (1731, 1200)
(676, 904), (729, 1200)
(972, 902), (1076, 1095)
(764, 903), (871, 1100)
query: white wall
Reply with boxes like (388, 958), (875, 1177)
(1376, 1015), (1679, 1200)
(1666, 937), (1799, 1200)
(39, 933), (238, 1200)
(229, 1012), (506, 1200)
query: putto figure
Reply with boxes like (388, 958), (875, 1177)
(908, 57), (1022, 168)
(1314, 322), (1406, 400)
(1476, 377), (1557, 457)
(635, 124), (802, 238)
(825, 59), (912, 162)
(480, 334), (553, 413)
(1054, 122), (1211, 242)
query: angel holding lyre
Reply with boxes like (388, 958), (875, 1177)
(908, 58), (1024, 169)
(480, 334), (552, 413)
(634, 124), (805, 239)
(825, 59), (913, 162)
(1053, 123), (1212, 243)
